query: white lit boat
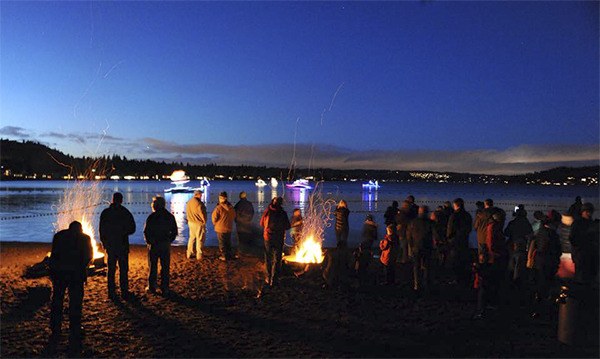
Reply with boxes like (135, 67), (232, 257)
(164, 170), (193, 193)
(362, 180), (381, 190)
(270, 177), (278, 188)
(164, 171), (207, 193)
(199, 177), (211, 190)
(255, 179), (267, 187)
(286, 179), (313, 189)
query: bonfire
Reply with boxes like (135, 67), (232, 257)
(283, 183), (336, 266)
(53, 166), (106, 268)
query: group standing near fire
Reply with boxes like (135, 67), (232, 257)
(48, 190), (598, 347)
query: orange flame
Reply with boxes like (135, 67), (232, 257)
(80, 215), (103, 259)
(289, 235), (324, 264)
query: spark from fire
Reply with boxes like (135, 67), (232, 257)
(54, 163), (105, 259)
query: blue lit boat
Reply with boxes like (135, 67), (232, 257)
(362, 180), (381, 190)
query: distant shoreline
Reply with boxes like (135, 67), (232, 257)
(0, 178), (598, 188)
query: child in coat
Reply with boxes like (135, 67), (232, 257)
(380, 225), (399, 285)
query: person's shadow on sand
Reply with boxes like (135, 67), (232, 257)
(107, 293), (238, 357)
(2, 286), (51, 323)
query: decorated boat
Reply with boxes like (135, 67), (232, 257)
(362, 180), (381, 190)
(255, 179), (267, 187)
(285, 179), (313, 189)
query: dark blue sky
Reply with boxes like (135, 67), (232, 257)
(1, 1), (598, 174)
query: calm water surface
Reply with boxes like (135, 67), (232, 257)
(1, 180), (598, 248)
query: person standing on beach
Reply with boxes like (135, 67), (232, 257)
(186, 190), (207, 260)
(354, 213), (378, 285)
(474, 199), (505, 257)
(260, 197), (290, 286)
(99, 192), (136, 300)
(567, 196), (583, 220)
(396, 200), (413, 264)
(384, 200), (399, 226)
(212, 192), (237, 261)
(406, 195), (419, 220)
(49, 221), (93, 344)
(569, 203), (598, 284)
(447, 198), (473, 285)
(379, 225), (399, 285)
(528, 215), (561, 311)
(144, 196), (177, 296)
(504, 207), (533, 289)
(234, 191), (255, 248)
(334, 200), (350, 248)
(407, 206), (434, 291)
(431, 208), (449, 269)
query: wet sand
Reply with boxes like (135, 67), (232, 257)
(1, 241), (598, 358)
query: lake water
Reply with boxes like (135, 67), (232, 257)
(1, 180), (598, 248)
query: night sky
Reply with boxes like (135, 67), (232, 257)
(1, 1), (598, 174)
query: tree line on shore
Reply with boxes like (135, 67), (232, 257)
(0, 139), (597, 185)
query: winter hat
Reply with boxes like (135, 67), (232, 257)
(219, 191), (228, 198)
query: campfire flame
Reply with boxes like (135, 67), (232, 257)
(80, 215), (103, 259)
(289, 235), (324, 264)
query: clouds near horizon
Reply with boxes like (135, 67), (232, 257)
(140, 138), (599, 175)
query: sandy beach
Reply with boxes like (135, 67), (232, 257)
(1, 241), (598, 358)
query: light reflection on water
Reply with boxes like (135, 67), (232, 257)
(1, 180), (598, 248)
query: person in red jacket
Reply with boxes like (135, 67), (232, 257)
(260, 197), (291, 286)
(379, 225), (399, 285)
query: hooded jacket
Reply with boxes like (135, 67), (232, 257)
(407, 216), (434, 257)
(260, 203), (290, 241)
(212, 202), (236, 233)
(186, 197), (207, 226)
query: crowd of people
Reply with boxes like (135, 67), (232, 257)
(48, 191), (598, 348)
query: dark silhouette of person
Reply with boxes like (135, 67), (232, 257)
(447, 198), (473, 285)
(407, 206), (434, 291)
(569, 203), (598, 284)
(568, 196), (583, 220)
(260, 197), (290, 286)
(504, 207), (533, 288)
(99, 192), (136, 300)
(48, 221), (93, 343)
(144, 196), (178, 296)
(384, 200), (399, 226)
(234, 191), (255, 247)
(334, 199), (350, 248)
